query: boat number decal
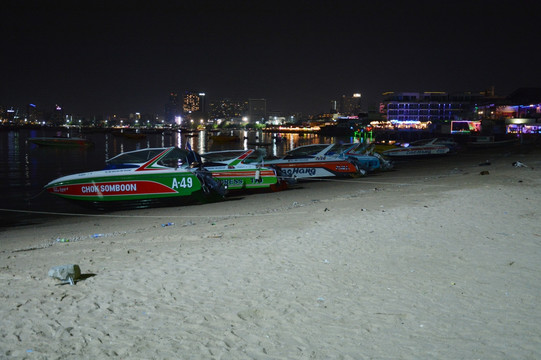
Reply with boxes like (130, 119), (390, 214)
(335, 165), (350, 171)
(172, 177), (193, 189)
(282, 168), (316, 176)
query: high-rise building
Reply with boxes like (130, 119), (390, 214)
(248, 99), (267, 123)
(27, 103), (40, 123)
(164, 92), (180, 124)
(183, 91), (201, 114)
(198, 93), (206, 115)
(339, 93), (362, 115)
(330, 100), (338, 113)
(208, 98), (248, 120)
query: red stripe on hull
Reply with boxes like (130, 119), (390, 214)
(47, 180), (177, 197)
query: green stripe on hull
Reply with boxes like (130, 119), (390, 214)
(211, 172), (277, 190)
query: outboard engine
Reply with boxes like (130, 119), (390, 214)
(194, 168), (228, 197)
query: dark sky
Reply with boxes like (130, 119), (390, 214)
(2, 0), (540, 116)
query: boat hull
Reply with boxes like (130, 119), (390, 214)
(267, 160), (360, 178)
(29, 137), (93, 147)
(45, 169), (220, 208)
(382, 146), (449, 157)
(206, 168), (278, 190)
(344, 155), (380, 172)
(210, 135), (240, 143)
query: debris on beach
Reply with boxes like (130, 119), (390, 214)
(512, 161), (527, 168)
(478, 160), (491, 166)
(48, 264), (81, 285)
(480, 171), (490, 175)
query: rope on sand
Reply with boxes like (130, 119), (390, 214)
(0, 208), (308, 218)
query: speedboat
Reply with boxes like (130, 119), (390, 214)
(382, 138), (455, 158)
(262, 144), (364, 179)
(209, 134), (241, 143)
(199, 149), (283, 191)
(327, 143), (382, 172)
(29, 136), (93, 147)
(44, 147), (226, 209)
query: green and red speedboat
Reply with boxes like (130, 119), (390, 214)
(200, 149), (286, 192)
(44, 147), (226, 209)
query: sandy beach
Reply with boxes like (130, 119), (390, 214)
(1, 147), (540, 359)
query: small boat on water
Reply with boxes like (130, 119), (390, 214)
(44, 147), (226, 209)
(246, 141), (273, 146)
(111, 130), (147, 140)
(382, 138), (456, 158)
(210, 134), (240, 143)
(29, 136), (93, 148)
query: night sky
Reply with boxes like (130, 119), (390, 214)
(2, 0), (540, 116)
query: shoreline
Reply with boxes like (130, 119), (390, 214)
(1, 146), (538, 247)
(1, 147), (540, 358)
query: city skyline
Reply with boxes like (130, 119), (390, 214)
(2, 1), (540, 116)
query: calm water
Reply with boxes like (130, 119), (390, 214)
(0, 128), (352, 225)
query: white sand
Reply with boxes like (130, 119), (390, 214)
(1, 149), (540, 359)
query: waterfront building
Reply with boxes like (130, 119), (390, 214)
(182, 91), (207, 124)
(183, 91), (201, 114)
(164, 92), (181, 124)
(476, 87), (541, 134)
(339, 93), (363, 116)
(248, 98), (267, 123)
(380, 91), (488, 127)
(208, 98), (248, 121)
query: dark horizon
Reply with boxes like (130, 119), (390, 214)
(2, 1), (540, 116)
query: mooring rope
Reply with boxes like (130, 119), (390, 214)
(0, 208), (308, 218)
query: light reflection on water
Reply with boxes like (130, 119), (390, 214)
(0, 128), (354, 223)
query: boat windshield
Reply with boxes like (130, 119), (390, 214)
(157, 148), (200, 168)
(106, 147), (200, 168)
(326, 143), (360, 154)
(343, 143), (371, 154)
(243, 149), (266, 163)
(201, 149), (266, 164)
(283, 145), (329, 159)
(201, 150), (246, 162)
(107, 149), (166, 165)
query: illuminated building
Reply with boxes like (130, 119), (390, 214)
(477, 88), (541, 120)
(339, 93), (362, 116)
(208, 98), (248, 121)
(381, 91), (485, 126)
(248, 98), (267, 123)
(183, 91), (201, 113)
